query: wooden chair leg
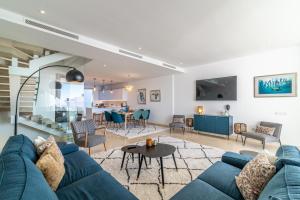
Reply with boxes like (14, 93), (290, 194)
(103, 143), (107, 151)
(89, 147), (91, 155)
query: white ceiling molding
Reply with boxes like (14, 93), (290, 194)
(0, 8), (184, 73)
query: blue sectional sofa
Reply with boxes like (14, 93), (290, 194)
(0, 134), (138, 200)
(171, 145), (300, 200)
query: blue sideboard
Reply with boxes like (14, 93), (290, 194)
(194, 114), (233, 139)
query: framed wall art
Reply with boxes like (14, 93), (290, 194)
(254, 73), (297, 97)
(150, 90), (161, 102)
(137, 88), (146, 104)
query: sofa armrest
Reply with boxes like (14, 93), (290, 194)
(221, 152), (253, 169)
(57, 142), (79, 155)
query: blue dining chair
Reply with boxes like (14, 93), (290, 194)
(111, 111), (125, 128)
(141, 110), (150, 127)
(104, 111), (113, 127)
(132, 110), (142, 127)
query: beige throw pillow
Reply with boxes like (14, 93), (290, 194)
(255, 125), (276, 135)
(173, 118), (184, 123)
(35, 135), (56, 155)
(235, 154), (276, 200)
(36, 142), (65, 191)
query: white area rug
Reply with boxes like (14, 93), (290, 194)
(107, 125), (169, 139)
(92, 136), (225, 200)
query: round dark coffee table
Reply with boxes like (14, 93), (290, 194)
(137, 143), (177, 187)
(120, 145), (148, 170)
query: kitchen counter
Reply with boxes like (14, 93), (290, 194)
(92, 107), (122, 113)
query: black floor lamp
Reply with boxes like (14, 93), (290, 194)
(14, 65), (84, 136)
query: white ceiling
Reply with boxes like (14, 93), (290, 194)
(0, 11), (180, 85)
(1, 0), (300, 84)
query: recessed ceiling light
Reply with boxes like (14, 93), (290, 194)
(138, 47), (142, 50)
(40, 10), (46, 14)
(103, 64), (107, 67)
(179, 62), (183, 65)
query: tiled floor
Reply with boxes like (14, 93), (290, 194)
(90, 128), (279, 155)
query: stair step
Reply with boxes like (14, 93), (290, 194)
(21, 90), (35, 92)
(0, 83), (9, 85)
(0, 90), (9, 92)
(19, 105), (33, 108)
(0, 75), (9, 78)
(20, 99), (34, 102)
(0, 67), (8, 70)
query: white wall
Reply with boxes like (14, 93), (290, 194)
(127, 47), (300, 146)
(127, 75), (174, 125)
(175, 47), (300, 146)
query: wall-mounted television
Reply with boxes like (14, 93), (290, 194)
(196, 76), (237, 100)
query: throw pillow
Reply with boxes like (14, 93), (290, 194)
(36, 142), (65, 191)
(41, 141), (64, 165)
(255, 125), (276, 135)
(34, 136), (46, 146)
(173, 118), (184, 123)
(235, 154), (276, 200)
(35, 136), (55, 155)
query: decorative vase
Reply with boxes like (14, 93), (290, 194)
(146, 138), (153, 147)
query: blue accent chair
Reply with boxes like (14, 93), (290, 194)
(111, 111), (125, 128)
(171, 145), (300, 200)
(0, 134), (138, 200)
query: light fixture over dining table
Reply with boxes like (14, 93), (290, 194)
(124, 74), (133, 92)
(93, 78), (96, 92)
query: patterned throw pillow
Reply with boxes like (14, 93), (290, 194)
(36, 142), (65, 191)
(236, 154), (276, 200)
(255, 125), (276, 135)
(173, 118), (184, 123)
(35, 136), (56, 155)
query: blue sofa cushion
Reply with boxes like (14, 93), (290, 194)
(198, 161), (243, 200)
(170, 179), (234, 200)
(276, 145), (300, 158)
(58, 150), (102, 189)
(222, 152), (252, 169)
(56, 170), (138, 200)
(0, 154), (58, 200)
(1, 134), (38, 162)
(258, 165), (300, 200)
(275, 145), (300, 170)
(57, 143), (79, 155)
(275, 158), (300, 171)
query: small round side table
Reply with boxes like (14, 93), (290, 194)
(186, 118), (194, 131)
(234, 123), (247, 143)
